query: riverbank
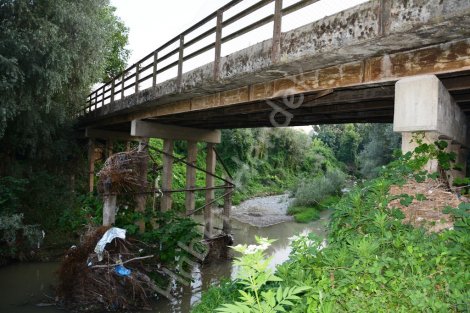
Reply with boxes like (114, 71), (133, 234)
(0, 195), (331, 313)
(192, 151), (470, 312)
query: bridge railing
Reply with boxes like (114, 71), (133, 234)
(83, 0), (321, 115)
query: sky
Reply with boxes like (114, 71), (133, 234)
(109, 0), (370, 132)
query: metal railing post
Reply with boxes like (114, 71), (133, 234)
(153, 51), (158, 86)
(121, 73), (125, 99)
(93, 93), (97, 111)
(177, 34), (184, 90)
(101, 86), (105, 107)
(214, 10), (223, 80)
(135, 64), (140, 93)
(272, 0), (282, 63)
(111, 79), (115, 103)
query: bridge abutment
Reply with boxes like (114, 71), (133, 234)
(394, 75), (468, 178)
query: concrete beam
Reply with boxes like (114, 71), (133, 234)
(131, 120), (221, 144)
(86, 128), (140, 141)
(81, 38), (470, 129)
(394, 75), (468, 147)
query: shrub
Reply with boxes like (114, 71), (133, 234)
(196, 138), (469, 312)
(0, 213), (43, 259)
(292, 168), (345, 207)
(192, 280), (239, 313)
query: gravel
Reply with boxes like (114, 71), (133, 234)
(230, 194), (295, 227)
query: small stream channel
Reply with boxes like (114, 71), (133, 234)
(0, 196), (331, 313)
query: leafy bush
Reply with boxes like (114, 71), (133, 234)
(139, 211), (203, 264)
(215, 237), (311, 313)
(292, 168), (345, 208)
(0, 176), (27, 214)
(58, 194), (103, 232)
(196, 138), (470, 312)
(358, 124), (401, 178)
(0, 213), (43, 259)
(192, 280), (240, 313)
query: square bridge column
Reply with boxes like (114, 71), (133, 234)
(131, 120), (222, 236)
(393, 75), (468, 176)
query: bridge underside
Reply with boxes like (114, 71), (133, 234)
(81, 36), (470, 131)
(85, 69), (470, 132)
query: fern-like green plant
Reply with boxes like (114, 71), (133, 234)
(216, 236), (311, 313)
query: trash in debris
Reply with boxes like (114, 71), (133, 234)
(94, 227), (126, 261)
(115, 264), (132, 277)
(57, 226), (160, 311)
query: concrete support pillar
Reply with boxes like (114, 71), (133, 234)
(135, 139), (149, 232)
(185, 141), (197, 215)
(161, 139), (174, 212)
(204, 143), (216, 239)
(88, 139), (95, 193)
(393, 75), (468, 173)
(401, 131), (441, 172)
(103, 194), (117, 226)
(106, 139), (113, 159)
(222, 180), (233, 234)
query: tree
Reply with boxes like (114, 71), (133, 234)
(314, 124), (361, 170)
(313, 123), (400, 175)
(337, 124), (361, 168)
(0, 0), (129, 160)
(358, 124), (401, 178)
(100, 6), (130, 82)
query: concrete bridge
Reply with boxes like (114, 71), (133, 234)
(81, 0), (470, 236)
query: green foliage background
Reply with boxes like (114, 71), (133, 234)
(194, 144), (470, 313)
(0, 0), (129, 159)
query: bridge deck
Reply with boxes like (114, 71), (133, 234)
(80, 0), (470, 131)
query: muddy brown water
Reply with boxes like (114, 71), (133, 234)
(0, 210), (330, 313)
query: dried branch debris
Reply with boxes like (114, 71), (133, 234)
(56, 227), (159, 311)
(97, 150), (148, 194)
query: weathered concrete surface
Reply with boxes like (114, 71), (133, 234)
(394, 75), (468, 145)
(130, 120), (221, 143)
(81, 0), (470, 128)
(394, 75), (468, 175)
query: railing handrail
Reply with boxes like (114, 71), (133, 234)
(83, 0), (321, 116)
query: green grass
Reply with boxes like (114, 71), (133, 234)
(294, 207), (320, 223)
(192, 280), (239, 313)
(288, 196), (340, 223)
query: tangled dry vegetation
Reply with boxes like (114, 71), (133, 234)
(57, 226), (160, 311)
(97, 150), (148, 194)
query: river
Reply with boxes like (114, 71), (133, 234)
(0, 196), (330, 313)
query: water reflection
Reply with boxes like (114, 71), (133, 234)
(0, 262), (59, 313)
(155, 209), (330, 312)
